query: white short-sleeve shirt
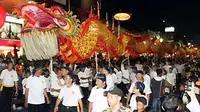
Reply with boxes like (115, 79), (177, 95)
(26, 76), (46, 104)
(106, 74), (114, 90)
(0, 69), (19, 87)
(50, 71), (65, 96)
(129, 81), (152, 95)
(130, 95), (147, 111)
(88, 86), (108, 112)
(78, 71), (89, 88)
(58, 84), (83, 106)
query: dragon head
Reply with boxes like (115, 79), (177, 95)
(14, 3), (80, 36)
(14, 3), (80, 60)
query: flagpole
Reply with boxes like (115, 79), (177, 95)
(68, 0), (70, 11)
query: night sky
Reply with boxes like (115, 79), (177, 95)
(101, 0), (200, 45)
(44, 0), (200, 45)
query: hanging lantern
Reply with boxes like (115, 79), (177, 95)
(0, 5), (6, 29)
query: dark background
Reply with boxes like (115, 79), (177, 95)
(37, 0), (200, 45)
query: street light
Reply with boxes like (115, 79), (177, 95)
(114, 12), (131, 37)
(165, 26), (175, 33)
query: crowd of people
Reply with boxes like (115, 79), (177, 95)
(0, 52), (200, 112)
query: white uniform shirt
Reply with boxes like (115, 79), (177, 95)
(121, 64), (130, 84)
(88, 86), (109, 112)
(115, 71), (122, 84)
(45, 76), (51, 92)
(58, 84), (83, 106)
(111, 73), (117, 84)
(150, 70), (157, 79)
(130, 95), (147, 111)
(0, 69), (18, 87)
(26, 76), (46, 104)
(121, 70), (130, 84)
(129, 81), (152, 95)
(106, 74), (114, 90)
(143, 74), (151, 85)
(163, 65), (172, 73)
(22, 76), (31, 94)
(166, 73), (176, 86)
(130, 72), (137, 83)
(176, 64), (184, 74)
(135, 64), (143, 71)
(50, 71), (65, 96)
(78, 71), (89, 88)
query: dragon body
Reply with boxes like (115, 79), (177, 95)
(15, 3), (128, 63)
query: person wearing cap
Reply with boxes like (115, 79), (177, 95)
(127, 71), (151, 107)
(24, 66), (50, 112)
(88, 73), (108, 112)
(133, 96), (147, 112)
(0, 61), (19, 112)
(102, 66), (114, 90)
(54, 73), (84, 112)
(129, 82), (147, 111)
(103, 86), (131, 112)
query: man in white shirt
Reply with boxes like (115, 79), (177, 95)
(114, 66), (123, 86)
(150, 65), (158, 79)
(135, 61), (143, 71)
(130, 66), (137, 84)
(88, 73), (108, 112)
(166, 68), (176, 89)
(126, 70), (152, 107)
(0, 61), (19, 112)
(121, 59), (130, 95)
(24, 66), (50, 112)
(163, 61), (172, 73)
(54, 73), (84, 112)
(49, 67), (65, 112)
(78, 65), (91, 105)
(102, 66), (114, 90)
(22, 70), (32, 95)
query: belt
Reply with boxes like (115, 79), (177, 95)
(62, 105), (77, 109)
(2, 84), (14, 88)
(80, 82), (89, 84)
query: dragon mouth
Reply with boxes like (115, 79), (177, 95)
(21, 29), (59, 60)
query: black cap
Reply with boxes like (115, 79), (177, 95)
(105, 86), (123, 97)
(96, 73), (106, 82)
(136, 96), (147, 105)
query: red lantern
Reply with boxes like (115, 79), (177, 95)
(0, 5), (6, 29)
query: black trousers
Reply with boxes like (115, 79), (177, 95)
(28, 104), (45, 112)
(80, 87), (89, 104)
(59, 105), (77, 112)
(0, 87), (13, 112)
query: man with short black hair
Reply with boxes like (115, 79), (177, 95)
(88, 73), (108, 112)
(0, 61), (18, 112)
(151, 69), (165, 112)
(25, 66), (50, 112)
(54, 73), (84, 112)
(103, 86), (131, 112)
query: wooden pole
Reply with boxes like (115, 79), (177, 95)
(95, 51), (98, 73)
(68, 0), (70, 11)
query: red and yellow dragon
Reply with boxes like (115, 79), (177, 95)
(14, 2), (129, 63)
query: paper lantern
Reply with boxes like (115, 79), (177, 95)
(0, 5), (6, 29)
(0, 0), (25, 13)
